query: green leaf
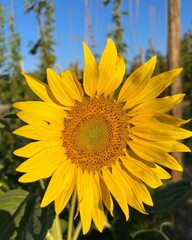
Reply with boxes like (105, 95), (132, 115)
(147, 179), (192, 214)
(29, 39), (41, 55)
(2, 111), (18, 118)
(121, 11), (129, 16)
(102, 0), (110, 6)
(0, 189), (55, 240)
(38, 1), (46, 11)
(17, 196), (55, 240)
(0, 189), (29, 239)
(0, 121), (5, 128)
(0, 180), (10, 194)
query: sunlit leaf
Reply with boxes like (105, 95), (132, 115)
(0, 121), (5, 128)
(0, 189), (55, 239)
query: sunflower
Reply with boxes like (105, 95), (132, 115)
(13, 39), (192, 234)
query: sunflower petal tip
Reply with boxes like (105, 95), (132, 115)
(172, 67), (183, 77)
(110, 211), (114, 217)
(12, 129), (17, 135)
(123, 208), (129, 221)
(16, 165), (23, 172)
(40, 200), (47, 208)
(150, 55), (157, 63)
(54, 203), (60, 215)
(13, 149), (19, 156)
(82, 42), (90, 54)
(107, 38), (116, 47)
(153, 55), (157, 59)
(107, 37), (113, 42)
(12, 102), (19, 109)
(18, 174), (28, 182)
(82, 42), (85, 48)
(21, 71), (25, 76)
(46, 68), (51, 74)
(125, 214), (129, 221)
(175, 164), (183, 172)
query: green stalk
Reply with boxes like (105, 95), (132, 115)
(39, 179), (45, 189)
(67, 191), (77, 240)
(39, 179), (63, 240)
(51, 215), (63, 240)
(72, 222), (82, 240)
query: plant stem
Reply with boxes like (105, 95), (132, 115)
(51, 215), (63, 240)
(39, 179), (45, 189)
(67, 191), (77, 240)
(72, 222), (82, 240)
(39, 179), (63, 240)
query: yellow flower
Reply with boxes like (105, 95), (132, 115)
(13, 39), (192, 234)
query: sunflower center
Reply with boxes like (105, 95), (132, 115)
(62, 96), (129, 172)
(76, 117), (111, 153)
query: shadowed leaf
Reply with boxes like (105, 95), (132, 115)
(0, 189), (55, 240)
(147, 180), (192, 214)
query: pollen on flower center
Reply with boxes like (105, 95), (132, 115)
(62, 96), (129, 172)
(76, 117), (111, 153)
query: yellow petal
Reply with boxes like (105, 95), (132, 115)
(17, 111), (49, 128)
(129, 94), (185, 116)
(97, 38), (118, 96)
(102, 168), (129, 220)
(141, 68), (182, 101)
(128, 140), (183, 171)
(16, 111), (63, 131)
(18, 172), (49, 182)
(54, 164), (77, 214)
(130, 135), (191, 153)
(153, 113), (191, 126)
(13, 125), (62, 140)
(41, 160), (74, 207)
(13, 101), (70, 114)
(124, 169), (153, 206)
(121, 154), (163, 188)
(130, 123), (192, 141)
(14, 102), (67, 129)
(124, 68), (182, 108)
(99, 175), (114, 216)
(13, 101), (69, 115)
(76, 169), (93, 234)
(128, 94), (185, 114)
(47, 68), (74, 106)
(83, 42), (99, 97)
(117, 56), (156, 103)
(112, 164), (146, 214)
(152, 164), (171, 179)
(16, 146), (65, 174)
(129, 113), (191, 126)
(103, 54), (126, 96)
(91, 174), (105, 232)
(61, 68), (83, 102)
(21, 72), (60, 105)
(13, 139), (62, 158)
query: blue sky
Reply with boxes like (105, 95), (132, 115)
(1, 0), (192, 72)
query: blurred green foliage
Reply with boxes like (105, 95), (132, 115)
(24, 0), (56, 80)
(102, 0), (128, 60)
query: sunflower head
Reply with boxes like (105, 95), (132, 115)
(13, 38), (192, 234)
(62, 96), (129, 172)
